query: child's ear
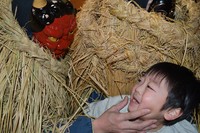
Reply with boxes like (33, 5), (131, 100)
(164, 108), (183, 121)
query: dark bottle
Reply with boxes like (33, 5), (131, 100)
(147, 0), (175, 19)
(126, 0), (175, 19)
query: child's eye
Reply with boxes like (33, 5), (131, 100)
(147, 85), (155, 91)
(137, 77), (145, 84)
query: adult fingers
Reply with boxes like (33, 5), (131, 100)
(116, 130), (145, 133)
(120, 109), (151, 121)
(122, 119), (157, 131)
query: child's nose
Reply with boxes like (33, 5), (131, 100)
(135, 84), (146, 98)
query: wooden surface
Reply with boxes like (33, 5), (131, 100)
(70, 0), (86, 10)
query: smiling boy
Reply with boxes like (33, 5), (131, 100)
(84, 62), (200, 133)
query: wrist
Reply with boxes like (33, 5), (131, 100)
(92, 119), (105, 133)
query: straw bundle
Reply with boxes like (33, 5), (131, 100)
(70, 0), (200, 96)
(0, 0), (91, 132)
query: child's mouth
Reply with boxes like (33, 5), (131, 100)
(131, 95), (140, 104)
(128, 96), (140, 112)
(134, 97), (140, 104)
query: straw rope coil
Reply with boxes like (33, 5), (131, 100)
(69, 0), (200, 129)
(0, 0), (92, 132)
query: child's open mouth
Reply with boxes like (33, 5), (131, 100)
(132, 94), (140, 104)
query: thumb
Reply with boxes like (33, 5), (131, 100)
(109, 96), (129, 112)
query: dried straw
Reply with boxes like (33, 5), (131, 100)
(0, 0), (92, 132)
(70, 0), (200, 95)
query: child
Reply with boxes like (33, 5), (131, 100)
(84, 62), (200, 133)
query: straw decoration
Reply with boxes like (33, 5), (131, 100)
(0, 0), (93, 132)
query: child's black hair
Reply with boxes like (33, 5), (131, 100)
(145, 62), (200, 125)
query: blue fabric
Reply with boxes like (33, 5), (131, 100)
(87, 90), (105, 103)
(12, 0), (33, 37)
(67, 91), (105, 132)
(42, 116), (92, 133)
(68, 116), (93, 133)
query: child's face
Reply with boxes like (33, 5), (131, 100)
(128, 73), (169, 122)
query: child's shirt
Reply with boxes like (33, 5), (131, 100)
(84, 95), (198, 133)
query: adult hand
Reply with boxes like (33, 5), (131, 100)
(92, 96), (157, 133)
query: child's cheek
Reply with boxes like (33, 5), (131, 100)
(137, 94), (153, 110)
